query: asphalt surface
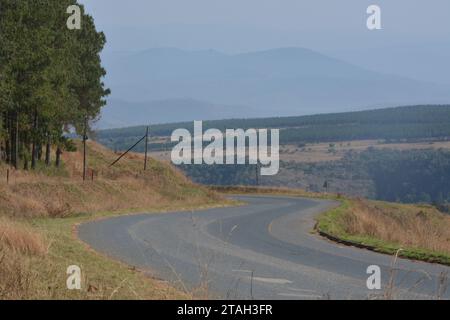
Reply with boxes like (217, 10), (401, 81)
(78, 195), (450, 299)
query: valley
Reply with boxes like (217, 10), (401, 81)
(96, 105), (450, 204)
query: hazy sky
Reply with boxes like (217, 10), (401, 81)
(81, 0), (450, 52)
(80, 1), (450, 85)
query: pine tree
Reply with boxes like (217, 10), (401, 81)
(0, 0), (110, 170)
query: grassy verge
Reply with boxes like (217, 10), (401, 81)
(316, 199), (450, 266)
(0, 188), (232, 300)
(214, 185), (450, 266)
(0, 141), (231, 299)
(1, 201), (230, 300)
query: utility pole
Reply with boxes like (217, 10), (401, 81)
(83, 115), (87, 181)
(323, 180), (329, 193)
(144, 126), (149, 171)
(255, 162), (259, 186)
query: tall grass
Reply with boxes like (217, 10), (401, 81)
(0, 218), (47, 299)
(0, 141), (224, 299)
(0, 141), (221, 218)
(342, 200), (450, 254)
(317, 198), (450, 264)
(0, 218), (47, 255)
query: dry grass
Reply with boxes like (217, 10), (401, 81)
(0, 217), (47, 299)
(0, 209), (199, 300)
(0, 247), (38, 300)
(0, 140), (226, 300)
(0, 218), (47, 256)
(317, 198), (450, 264)
(220, 186), (450, 264)
(0, 141), (222, 218)
(342, 200), (450, 254)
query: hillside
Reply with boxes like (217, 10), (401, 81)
(96, 105), (450, 151)
(0, 141), (221, 217)
(0, 141), (225, 299)
(94, 105), (450, 205)
(181, 147), (450, 203)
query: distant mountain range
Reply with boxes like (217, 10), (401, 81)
(98, 47), (450, 128)
(98, 98), (257, 129)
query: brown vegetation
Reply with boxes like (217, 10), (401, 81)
(0, 218), (47, 255)
(0, 217), (47, 299)
(0, 141), (221, 218)
(0, 141), (223, 299)
(341, 199), (450, 255)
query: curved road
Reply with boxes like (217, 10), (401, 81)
(78, 195), (450, 300)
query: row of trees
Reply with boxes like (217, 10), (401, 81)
(96, 105), (450, 151)
(0, 0), (109, 170)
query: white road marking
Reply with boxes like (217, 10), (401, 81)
(277, 292), (323, 299)
(286, 287), (319, 293)
(230, 225), (238, 234)
(249, 276), (293, 285)
(232, 270), (294, 285)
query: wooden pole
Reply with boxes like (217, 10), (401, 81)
(144, 126), (149, 171)
(83, 116), (87, 181)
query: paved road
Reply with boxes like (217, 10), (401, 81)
(78, 195), (450, 299)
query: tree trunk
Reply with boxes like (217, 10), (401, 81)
(6, 113), (12, 164)
(45, 136), (51, 166)
(37, 144), (42, 161)
(23, 145), (30, 171)
(5, 138), (10, 164)
(5, 113), (11, 164)
(31, 109), (38, 170)
(31, 145), (36, 169)
(55, 147), (62, 167)
(12, 113), (19, 169)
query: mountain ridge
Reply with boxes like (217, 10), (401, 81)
(100, 47), (450, 128)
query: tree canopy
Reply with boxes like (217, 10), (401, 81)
(0, 0), (109, 169)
